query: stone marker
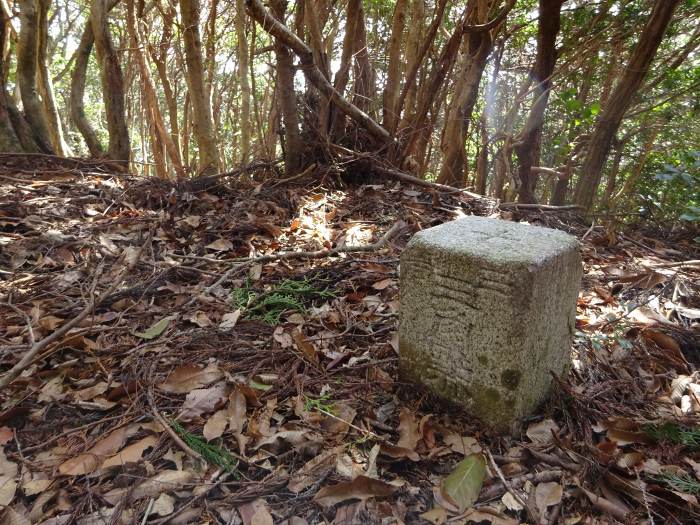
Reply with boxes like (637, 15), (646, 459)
(399, 216), (582, 431)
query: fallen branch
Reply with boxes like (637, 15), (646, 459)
(500, 202), (584, 211)
(0, 230), (152, 388)
(646, 259), (700, 269)
(375, 166), (484, 199)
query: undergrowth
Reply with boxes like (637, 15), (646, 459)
(658, 472), (700, 495)
(170, 420), (239, 475)
(643, 423), (700, 450)
(231, 277), (335, 325)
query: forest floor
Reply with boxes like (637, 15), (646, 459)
(1, 154), (700, 525)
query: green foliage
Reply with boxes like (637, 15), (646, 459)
(304, 393), (336, 414)
(649, 151), (700, 223)
(658, 472), (700, 495)
(231, 277), (335, 325)
(643, 423), (700, 450)
(169, 420), (239, 475)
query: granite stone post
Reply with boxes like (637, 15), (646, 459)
(399, 216), (582, 431)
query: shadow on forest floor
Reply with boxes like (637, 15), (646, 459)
(1, 154), (699, 524)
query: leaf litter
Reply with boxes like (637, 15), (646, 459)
(0, 156), (699, 523)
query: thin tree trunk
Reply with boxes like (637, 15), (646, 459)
(91, 0), (130, 164)
(126, 0), (182, 178)
(70, 7), (113, 157)
(512, 0), (563, 203)
(573, 0), (681, 210)
(270, 0), (303, 174)
(17, 0), (54, 153)
(0, 7), (29, 152)
(437, 0), (497, 187)
(382, 0), (407, 133)
(236, 0), (251, 163)
(149, 3), (181, 164)
(37, 0), (71, 155)
(180, 0), (220, 174)
(601, 140), (624, 209)
(474, 114), (489, 194)
(351, 1), (374, 115)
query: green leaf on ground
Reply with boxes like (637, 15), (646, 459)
(440, 453), (487, 512)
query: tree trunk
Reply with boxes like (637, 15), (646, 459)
(17, 0), (54, 153)
(351, 1), (374, 115)
(126, 0), (183, 178)
(37, 0), (71, 155)
(382, 0), (407, 133)
(437, 0), (496, 187)
(180, 0), (220, 174)
(329, 0), (360, 139)
(70, 14), (108, 157)
(149, 4), (181, 165)
(0, 7), (29, 152)
(91, 0), (130, 164)
(271, 0), (304, 174)
(512, 0), (563, 203)
(573, 0), (681, 210)
(236, 0), (251, 163)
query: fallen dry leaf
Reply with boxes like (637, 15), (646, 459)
(101, 435), (159, 468)
(526, 419), (559, 446)
(397, 407), (420, 450)
(203, 409), (229, 441)
(179, 382), (229, 421)
(535, 481), (563, 511)
(313, 475), (398, 507)
(58, 424), (140, 476)
(159, 363), (223, 394)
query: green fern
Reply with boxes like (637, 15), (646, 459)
(658, 472), (700, 495)
(643, 423), (700, 450)
(169, 420), (239, 476)
(231, 277), (335, 325)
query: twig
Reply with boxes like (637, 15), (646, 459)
(0, 229), (153, 388)
(21, 413), (137, 453)
(581, 220), (596, 241)
(146, 385), (205, 465)
(140, 498), (155, 525)
(4, 300), (36, 346)
(150, 469), (229, 525)
(486, 449), (532, 522)
(269, 162), (317, 188)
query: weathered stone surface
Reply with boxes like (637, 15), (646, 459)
(399, 216), (582, 431)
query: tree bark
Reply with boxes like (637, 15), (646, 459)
(573, 0), (681, 210)
(270, 0), (304, 174)
(0, 7), (28, 152)
(247, 0), (390, 144)
(437, 0), (497, 187)
(17, 0), (54, 153)
(126, 0), (183, 178)
(70, 13), (108, 157)
(180, 0), (220, 174)
(236, 0), (251, 163)
(91, 0), (130, 164)
(512, 0), (564, 203)
(37, 0), (71, 155)
(382, 0), (407, 133)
